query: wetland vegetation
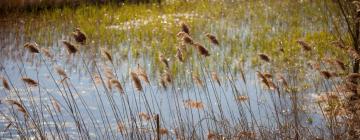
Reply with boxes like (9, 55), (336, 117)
(0, 0), (360, 139)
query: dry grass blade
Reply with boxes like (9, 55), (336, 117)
(136, 64), (150, 84)
(51, 97), (61, 113)
(205, 33), (220, 45)
(24, 42), (40, 53)
(159, 53), (169, 68)
(193, 43), (210, 57)
(211, 72), (221, 86)
(62, 40), (78, 54)
(130, 71), (143, 92)
(258, 53), (270, 62)
(21, 77), (38, 86)
(102, 49), (113, 63)
(2, 77), (10, 91)
(6, 100), (28, 117)
(72, 28), (86, 44)
(180, 22), (190, 34)
(110, 79), (125, 94)
(296, 40), (312, 51)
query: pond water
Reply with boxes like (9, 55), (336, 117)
(0, 1), (344, 139)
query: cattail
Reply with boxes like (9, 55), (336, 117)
(159, 128), (169, 135)
(41, 48), (53, 59)
(320, 71), (332, 79)
(6, 100), (28, 117)
(182, 34), (194, 45)
(236, 95), (249, 102)
(72, 28), (86, 44)
(180, 22), (190, 34)
(2, 77), (10, 91)
(175, 48), (184, 62)
(334, 59), (346, 71)
(110, 79), (125, 94)
(51, 97), (61, 113)
(130, 71), (143, 92)
(24, 43), (40, 53)
(159, 53), (169, 68)
(193, 43), (210, 57)
(62, 40), (78, 54)
(55, 66), (67, 78)
(258, 53), (270, 62)
(205, 33), (220, 45)
(296, 40), (312, 51)
(21, 77), (38, 86)
(193, 73), (203, 87)
(139, 112), (151, 121)
(136, 64), (150, 84)
(211, 72), (221, 86)
(102, 49), (113, 63)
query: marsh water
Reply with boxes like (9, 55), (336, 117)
(0, 1), (344, 139)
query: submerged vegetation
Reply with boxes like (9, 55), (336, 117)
(0, 0), (360, 139)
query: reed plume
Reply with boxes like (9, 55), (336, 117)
(236, 95), (249, 102)
(320, 70), (332, 79)
(334, 59), (346, 71)
(184, 99), (204, 109)
(55, 66), (67, 78)
(110, 79), (125, 94)
(175, 48), (184, 62)
(296, 40), (312, 51)
(205, 33), (220, 46)
(62, 40), (78, 54)
(1, 77), (10, 91)
(192, 73), (203, 87)
(180, 22), (190, 34)
(72, 28), (86, 44)
(139, 112), (151, 121)
(136, 64), (150, 84)
(182, 34), (194, 45)
(102, 49), (113, 63)
(21, 77), (38, 86)
(160, 78), (167, 90)
(211, 72), (221, 86)
(258, 53), (270, 62)
(277, 75), (289, 89)
(130, 71), (143, 92)
(93, 74), (101, 85)
(176, 31), (187, 38)
(159, 128), (169, 135)
(41, 48), (53, 59)
(193, 43), (210, 57)
(6, 100), (28, 117)
(24, 42), (40, 53)
(51, 97), (61, 113)
(159, 53), (169, 68)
